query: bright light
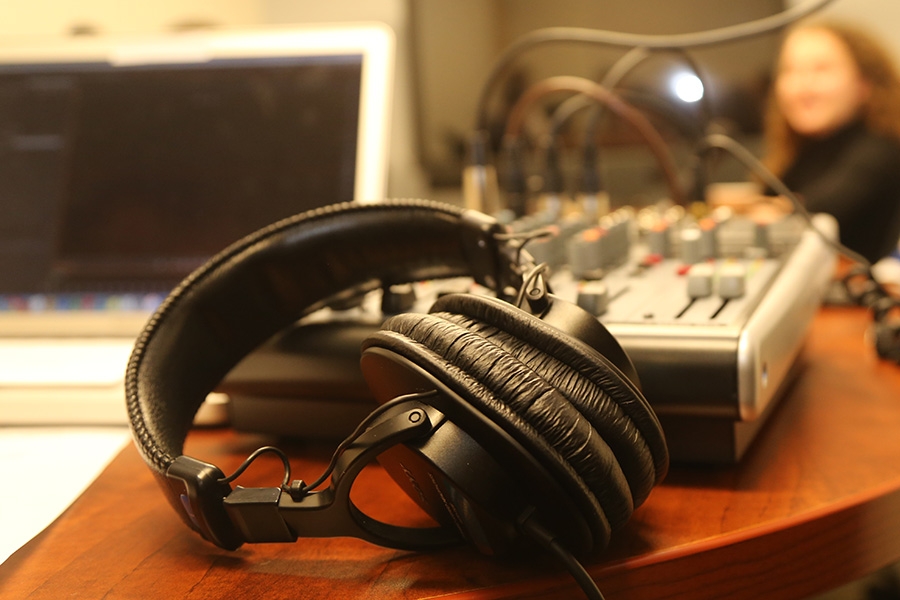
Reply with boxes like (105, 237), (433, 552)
(671, 73), (704, 103)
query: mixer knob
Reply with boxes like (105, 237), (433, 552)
(679, 226), (704, 264)
(576, 280), (610, 316)
(746, 221), (770, 259)
(568, 227), (606, 279)
(645, 222), (671, 257)
(699, 217), (718, 260)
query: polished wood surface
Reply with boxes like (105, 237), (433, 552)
(3, 307), (900, 600)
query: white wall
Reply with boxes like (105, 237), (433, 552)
(0, 0), (263, 37)
(789, 0), (900, 60)
(408, 2), (503, 184)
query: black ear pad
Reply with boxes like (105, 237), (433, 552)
(430, 293), (668, 505)
(362, 293), (669, 554)
(363, 315), (618, 551)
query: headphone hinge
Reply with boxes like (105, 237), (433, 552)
(224, 487), (295, 543)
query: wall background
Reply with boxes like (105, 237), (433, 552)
(788, 0), (900, 58)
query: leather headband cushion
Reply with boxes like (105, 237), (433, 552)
(430, 293), (669, 491)
(367, 311), (635, 548)
(126, 200), (487, 476)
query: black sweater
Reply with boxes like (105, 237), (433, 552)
(777, 120), (900, 263)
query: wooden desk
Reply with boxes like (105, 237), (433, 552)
(3, 307), (900, 600)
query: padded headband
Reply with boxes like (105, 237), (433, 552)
(126, 199), (522, 482)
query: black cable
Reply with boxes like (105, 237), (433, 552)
(590, 46), (714, 137)
(468, 0), (835, 215)
(700, 132), (871, 267)
(545, 47), (654, 142)
(288, 391), (437, 499)
(502, 76), (686, 206)
(218, 446), (292, 489)
(544, 86), (706, 209)
(500, 136), (530, 215)
(519, 514), (605, 600)
(551, 88), (706, 150)
(495, 226), (556, 268)
(475, 0), (837, 131)
(515, 262), (551, 311)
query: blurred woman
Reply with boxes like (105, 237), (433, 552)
(763, 21), (900, 263)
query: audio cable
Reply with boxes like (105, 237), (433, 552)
(519, 510), (606, 600)
(473, 0), (836, 133)
(217, 392), (439, 501)
(700, 133), (867, 266)
(501, 76), (685, 207)
(465, 0), (837, 213)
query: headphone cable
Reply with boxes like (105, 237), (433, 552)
(519, 513), (606, 600)
(217, 392), (439, 501)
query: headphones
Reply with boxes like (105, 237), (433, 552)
(126, 199), (668, 568)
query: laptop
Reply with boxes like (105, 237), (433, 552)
(0, 23), (395, 424)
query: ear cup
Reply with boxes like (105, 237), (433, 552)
(363, 293), (669, 555)
(364, 314), (619, 551)
(429, 293), (668, 506)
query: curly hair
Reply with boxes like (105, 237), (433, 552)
(764, 21), (900, 176)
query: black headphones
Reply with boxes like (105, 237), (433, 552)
(125, 199), (668, 571)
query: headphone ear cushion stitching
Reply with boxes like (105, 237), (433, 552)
(436, 311), (657, 507)
(431, 293), (669, 483)
(379, 312), (635, 532)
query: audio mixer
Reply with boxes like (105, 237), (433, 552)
(515, 207), (839, 462)
(222, 207), (838, 464)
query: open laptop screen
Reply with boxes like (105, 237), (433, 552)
(2, 56), (360, 295)
(0, 25), (393, 315)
